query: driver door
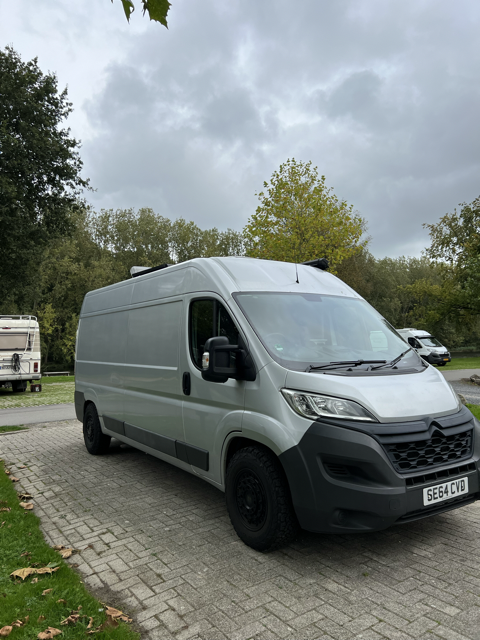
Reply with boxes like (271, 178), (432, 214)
(181, 296), (245, 485)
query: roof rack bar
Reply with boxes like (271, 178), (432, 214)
(131, 264), (172, 278)
(302, 258), (329, 271)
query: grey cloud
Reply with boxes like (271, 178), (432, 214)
(74, 0), (480, 258)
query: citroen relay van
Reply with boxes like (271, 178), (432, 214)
(396, 328), (451, 366)
(75, 258), (479, 550)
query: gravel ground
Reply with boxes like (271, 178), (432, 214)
(450, 379), (480, 405)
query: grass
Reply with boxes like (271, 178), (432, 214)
(438, 357), (480, 371)
(0, 382), (74, 410)
(0, 426), (28, 434)
(41, 376), (75, 385)
(467, 404), (480, 420)
(0, 460), (139, 640)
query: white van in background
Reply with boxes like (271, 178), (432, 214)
(396, 328), (451, 366)
(0, 316), (41, 391)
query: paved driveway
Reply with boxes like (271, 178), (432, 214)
(2, 421), (480, 640)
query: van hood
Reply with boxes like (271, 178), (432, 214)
(284, 366), (459, 423)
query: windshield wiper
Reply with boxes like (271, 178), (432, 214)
(307, 359), (387, 372)
(370, 348), (412, 370)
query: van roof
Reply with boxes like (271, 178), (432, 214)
(81, 257), (361, 316)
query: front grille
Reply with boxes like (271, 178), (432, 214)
(384, 429), (473, 473)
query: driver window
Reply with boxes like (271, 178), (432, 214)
(190, 299), (239, 369)
(408, 337), (420, 349)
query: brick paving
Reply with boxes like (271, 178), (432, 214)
(2, 420), (480, 640)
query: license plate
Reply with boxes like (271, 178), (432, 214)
(423, 477), (468, 506)
(443, 358), (449, 361)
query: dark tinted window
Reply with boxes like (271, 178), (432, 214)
(190, 299), (239, 368)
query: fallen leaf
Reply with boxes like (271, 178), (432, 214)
(10, 566), (59, 580)
(42, 589), (52, 596)
(52, 545), (64, 551)
(37, 627), (61, 640)
(87, 618), (94, 629)
(0, 508), (10, 512)
(71, 563), (79, 568)
(36, 567), (59, 575)
(20, 551), (31, 557)
(19, 493), (33, 500)
(24, 617), (29, 623)
(0, 627), (12, 637)
(4, 469), (10, 475)
(105, 607), (132, 623)
(38, 616), (46, 622)
(60, 615), (79, 626)
(0, 522), (5, 528)
(18, 465), (26, 469)
(20, 502), (34, 510)
(11, 620), (24, 628)
(10, 477), (19, 483)
(32, 577), (38, 584)
(56, 599), (66, 604)
(10, 568), (36, 580)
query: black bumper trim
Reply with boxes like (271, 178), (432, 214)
(103, 416), (209, 472)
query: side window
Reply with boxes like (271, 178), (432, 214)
(190, 299), (239, 369)
(408, 337), (421, 349)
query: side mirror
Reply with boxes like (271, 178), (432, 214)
(201, 336), (256, 383)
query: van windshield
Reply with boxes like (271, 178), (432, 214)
(418, 336), (443, 347)
(234, 292), (423, 373)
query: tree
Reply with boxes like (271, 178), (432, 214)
(423, 195), (480, 316)
(115, 0), (171, 28)
(0, 47), (88, 309)
(244, 159), (367, 272)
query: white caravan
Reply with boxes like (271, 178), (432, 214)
(0, 316), (41, 391)
(396, 328), (451, 366)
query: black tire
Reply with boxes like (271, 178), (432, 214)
(438, 362), (447, 366)
(12, 381), (27, 393)
(225, 446), (299, 551)
(83, 403), (111, 455)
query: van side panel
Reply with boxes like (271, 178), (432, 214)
(123, 300), (184, 445)
(76, 312), (127, 425)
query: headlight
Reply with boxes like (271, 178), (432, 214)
(281, 388), (377, 422)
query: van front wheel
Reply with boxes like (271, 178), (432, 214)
(225, 446), (298, 551)
(83, 404), (111, 455)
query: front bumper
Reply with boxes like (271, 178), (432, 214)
(425, 352), (451, 364)
(279, 406), (479, 533)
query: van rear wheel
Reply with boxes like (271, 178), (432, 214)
(225, 446), (298, 551)
(83, 403), (111, 455)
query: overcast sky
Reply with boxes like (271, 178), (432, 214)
(1, 0), (479, 258)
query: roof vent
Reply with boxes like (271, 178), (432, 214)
(302, 258), (329, 271)
(130, 264), (172, 278)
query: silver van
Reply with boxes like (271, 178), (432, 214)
(75, 257), (479, 550)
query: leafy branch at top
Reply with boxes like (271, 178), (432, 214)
(114, 0), (171, 28)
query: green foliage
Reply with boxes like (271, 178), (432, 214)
(467, 404), (480, 419)
(244, 159), (367, 272)
(114, 0), (171, 27)
(423, 195), (480, 318)
(0, 47), (87, 310)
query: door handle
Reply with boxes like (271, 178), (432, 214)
(182, 372), (191, 396)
